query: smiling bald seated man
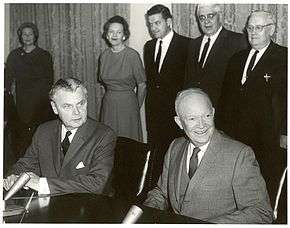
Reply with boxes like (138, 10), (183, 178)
(143, 88), (273, 224)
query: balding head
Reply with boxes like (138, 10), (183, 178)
(175, 88), (213, 117)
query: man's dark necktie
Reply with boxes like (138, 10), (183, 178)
(199, 37), (210, 69)
(189, 147), (201, 179)
(155, 40), (162, 73)
(61, 131), (72, 156)
(246, 50), (259, 78)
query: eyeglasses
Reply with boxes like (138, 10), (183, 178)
(198, 13), (217, 22)
(246, 24), (273, 33)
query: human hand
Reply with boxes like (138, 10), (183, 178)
(25, 172), (40, 192)
(280, 135), (287, 149)
(3, 174), (19, 191)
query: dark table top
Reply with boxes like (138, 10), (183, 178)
(3, 193), (208, 223)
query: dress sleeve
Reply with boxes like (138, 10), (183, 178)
(131, 50), (146, 85)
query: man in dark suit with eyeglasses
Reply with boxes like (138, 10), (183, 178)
(218, 11), (287, 210)
(184, 4), (248, 108)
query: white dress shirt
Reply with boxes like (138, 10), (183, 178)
(186, 141), (210, 173)
(241, 43), (270, 84)
(198, 26), (223, 68)
(61, 125), (78, 143)
(154, 30), (174, 72)
(38, 125), (78, 195)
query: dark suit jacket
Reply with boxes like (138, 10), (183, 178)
(10, 118), (116, 195)
(184, 27), (248, 107)
(144, 32), (191, 142)
(217, 41), (287, 204)
(144, 130), (273, 224)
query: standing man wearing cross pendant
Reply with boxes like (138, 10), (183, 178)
(218, 11), (287, 207)
(144, 4), (191, 187)
(144, 88), (272, 223)
(4, 78), (116, 195)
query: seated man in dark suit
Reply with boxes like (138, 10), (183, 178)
(4, 78), (116, 195)
(144, 88), (273, 224)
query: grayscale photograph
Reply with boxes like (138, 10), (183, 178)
(2, 1), (288, 224)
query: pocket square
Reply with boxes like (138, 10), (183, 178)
(76, 161), (85, 169)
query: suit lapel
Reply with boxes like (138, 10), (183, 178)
(149, 39), (157, 65)
(61, 121), (87, 169)
(250, 41), (274, 75)
(203, 28), (227, 69)
(192, 37), (203, 76)
(159, 32), (176, 74)
(239, 49), (251, 87)
(242, 43), (274, 87)
(51, 120), (62, 176)
(184, 130), (222, 200)
(195, 37), (203, 61)
(173, 140), (190, 206)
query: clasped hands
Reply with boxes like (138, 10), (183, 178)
(3, 172), (40, 192)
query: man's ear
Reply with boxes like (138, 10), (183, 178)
(166, 18), (173, 29)
(269, 24), (275, 37)
(50, 101), (58, 115)
(174, 116), (183, 130)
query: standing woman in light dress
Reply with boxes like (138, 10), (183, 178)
(99, 16), (146, 142)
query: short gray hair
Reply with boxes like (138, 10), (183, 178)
(249, 10), (275, 24)
(175, 88), (213, 116)
(49, 77), (88, 101)
(196, 4), (222, 16)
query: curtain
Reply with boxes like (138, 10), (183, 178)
(172, 4), (288, 47)
(8, 3), (130, 120)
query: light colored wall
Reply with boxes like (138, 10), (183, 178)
(129, 3), (171, 142)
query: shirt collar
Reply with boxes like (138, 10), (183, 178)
(61, 125), (78, 141)
(203, 26), (223, 43)
(251, 42), (270, 56)
(188, 140), (210, 154)
(158, 29), (174, 44)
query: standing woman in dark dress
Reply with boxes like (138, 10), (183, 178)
(5, 22), (55, 159)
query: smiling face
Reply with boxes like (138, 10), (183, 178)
(247, 13), (274, 50)
(21, 27), (35, 46)
(147, 13), (171, 39)
(51, 87), (87, 130)
(107, 22), (125, 47)
(197, 5), (222, 36)
(175, 93), (215, 147)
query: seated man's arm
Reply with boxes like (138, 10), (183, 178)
(5, 130), (42, 186)
(209, 146), (273, 224)
(46, 129), (116, 195)
(143, 142), (173, 210)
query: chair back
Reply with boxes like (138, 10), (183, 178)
(273, 166), (287, 221)
(112, 137), (153, 203)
